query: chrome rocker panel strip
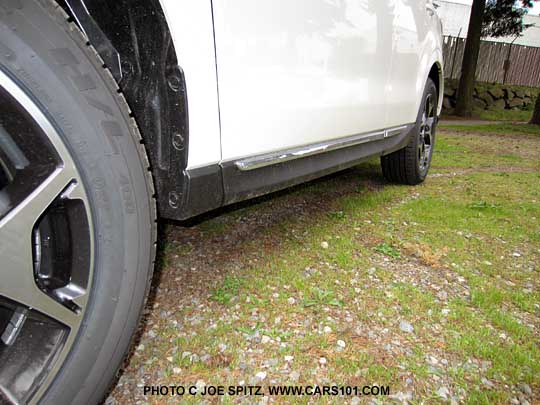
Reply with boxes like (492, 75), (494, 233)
(234, 125), (410, 171)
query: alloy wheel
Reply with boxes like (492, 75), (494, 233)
(0, 69), (94, 404)
(418, 93), (435, 172)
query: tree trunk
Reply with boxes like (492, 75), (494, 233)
(530, 92), (540, 125)
(455, 0), (486, 117)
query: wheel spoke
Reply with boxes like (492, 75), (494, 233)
(1, 163), (77, 227)
(425, 117), (435, 141)
(0, 165), (80, 329)
(425, 94), (434, 117)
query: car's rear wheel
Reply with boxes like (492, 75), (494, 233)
(0, 1), (156, 404)
(381, 78), (438, 185)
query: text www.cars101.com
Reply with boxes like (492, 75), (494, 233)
(143, 385), (391, 397)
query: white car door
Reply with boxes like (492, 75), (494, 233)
(212, 0), (395, 162)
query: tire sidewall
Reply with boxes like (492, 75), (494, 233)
(0, 2), (154, 404)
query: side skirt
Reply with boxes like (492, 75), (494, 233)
(177, 123), (415, 220)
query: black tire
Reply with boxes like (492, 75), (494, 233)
(381, 78), (438, 185)
(0, 1), (156, 404)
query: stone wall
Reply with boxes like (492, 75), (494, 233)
(443, 80), (538, 113)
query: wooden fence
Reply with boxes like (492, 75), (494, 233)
(443, 36), (540, 88)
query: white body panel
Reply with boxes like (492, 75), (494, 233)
(160, 0), (221, 169)
(387, 0), (443, 126)
(161, 0), (443, 166)
(213, 0), (394, 162)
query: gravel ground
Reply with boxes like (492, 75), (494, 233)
(106, 126), (539, 404)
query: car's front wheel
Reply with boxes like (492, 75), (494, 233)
(0, 1), (156, 403)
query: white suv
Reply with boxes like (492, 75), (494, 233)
(0, 1), (443, 403)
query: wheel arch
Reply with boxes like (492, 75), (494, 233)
(428, 60), (444, 116)
(56, 0), (189, 220)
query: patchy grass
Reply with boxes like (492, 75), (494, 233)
(374, 243), (401, 259)
(439, 122), (540, 137)
(211, 276), (244, 305)
(303, 287), (343, 308)
(435, 126), (540, 170)
(443, 108), (534, 123)
(111, 124), (540, 404)
(477, 108), (533, 122)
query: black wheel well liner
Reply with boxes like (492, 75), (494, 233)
(57, 0), (189, 220)
(428, 62), (442, 102)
